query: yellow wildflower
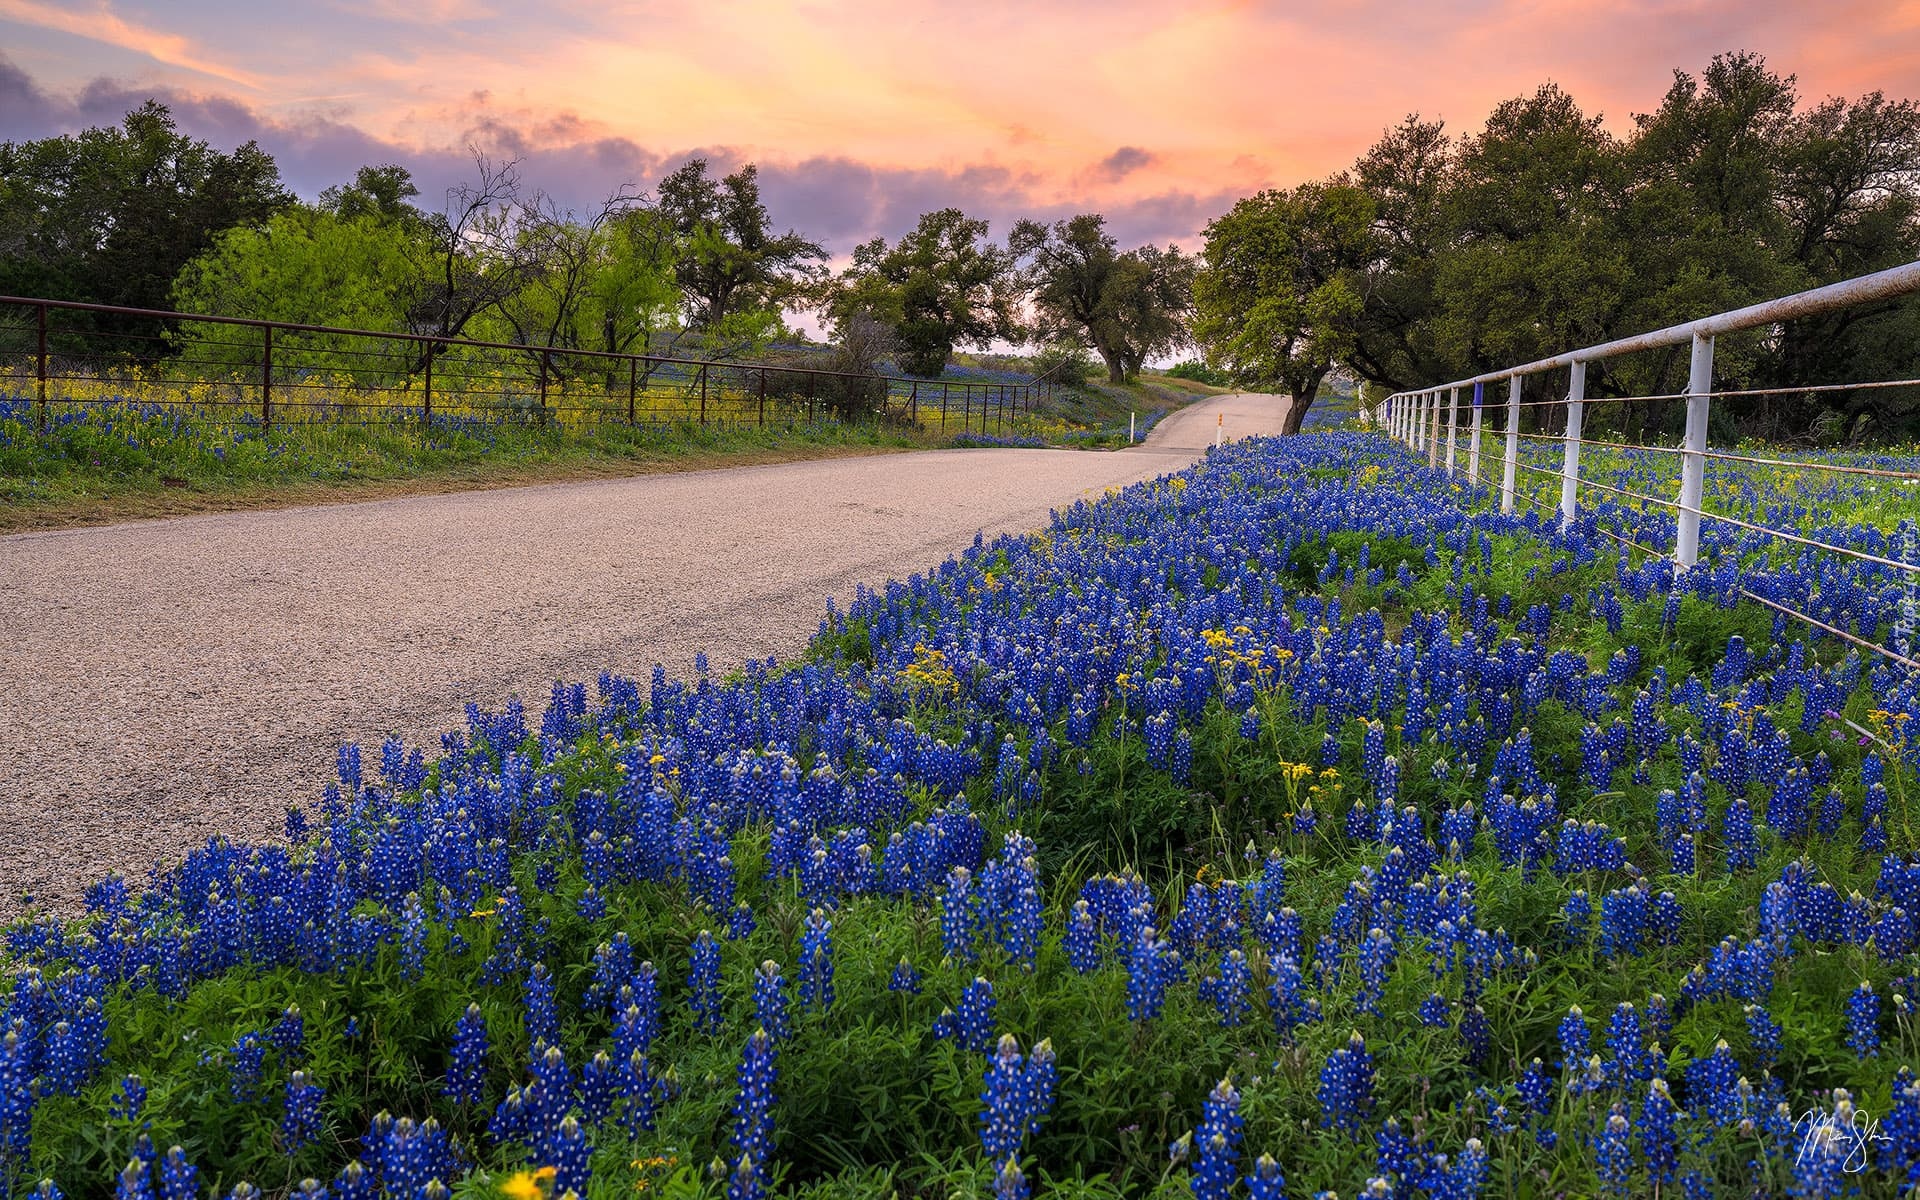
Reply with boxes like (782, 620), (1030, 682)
(501, 1166), (556, 1200)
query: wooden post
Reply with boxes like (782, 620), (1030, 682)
(699, 362), (708, 424)
(628, 357), (638, 424)
(941, 382), (949, 431)
(910, 379), (918, 424)
(422, 343), (433, 435)
(758, 367), (767, 426)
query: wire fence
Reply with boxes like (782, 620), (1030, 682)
(0, 295), (1051, 443)
(1375, 259), (1920, 676)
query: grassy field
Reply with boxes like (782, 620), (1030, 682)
(0, 369), (1223, 531)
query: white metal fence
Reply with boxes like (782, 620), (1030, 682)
(1375, 259), (1920, 673)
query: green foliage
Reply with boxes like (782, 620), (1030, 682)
(1160, 361), (1226, 388)
(1192, 182), (1373, 432)
(170, 209), (425, 382)
(657, 159), (827, 333)
(825, 208), (1019, 378)
(1335, 52), (1920, 442)
(1010, 215), (1195, 384)
(0, 101), (292, 350)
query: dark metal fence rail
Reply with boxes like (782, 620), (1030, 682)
(0, 295), (1052, 440)
(1373, 259), (1920, 674)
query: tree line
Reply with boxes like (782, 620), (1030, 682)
(0, 102), (1192, 390)
(1191, 52), (1920, 440)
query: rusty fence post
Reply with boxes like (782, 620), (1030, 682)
(35, 301), (47, 434)
(628, 357), (638, 424)
(699, 361), (709, 425)
(910, 379), (918, 424)
(422, 343), (433, 435)
(941, 382), (949, 432)
(759, 367), (767, 426)
(262, 325), (273, 435)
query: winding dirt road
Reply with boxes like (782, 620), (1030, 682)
(0, 391), (1290, 910)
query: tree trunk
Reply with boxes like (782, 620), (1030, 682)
(1284, 392), (1311, 435)
(1099, 346), (1127, 384)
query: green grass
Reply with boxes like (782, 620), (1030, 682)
(0, 400), (948, 531)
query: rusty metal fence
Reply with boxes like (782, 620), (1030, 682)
(0, 295), (1045, 440)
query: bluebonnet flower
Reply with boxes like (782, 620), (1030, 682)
(110, 1074), (147, 1122)
(728, 902), (757, 940)
(1205, 950), (1252, 1027)
(1724, 800), (1759, 872)
(1847, 981), (1880, 1058)
(689, 931), (723, 1036)
(1563, 890), (1591, 941)
(522, 962), (558, 1049)
(1746, 1004), (1782, 1070)
(799, 910), (835, 1013)
(1064, 900), (1100, 973)
(400, 893), (427, 980)
(1418, 993), (1451, 1027)
(946, 977), (997, 1053)
(1557, 1006), (1590, 1082)
(550, 1114), (591, 1195)
(1357, 927), (1396, 1016)
(579, 1050), (617, 1125)
(1318, 1031), (1374, 1139)
(980, 1034), (1057, 1162)
(1605, 1003), (1647, 1087)
(754, 961), (791, 1041)
(1127, 926), (1166, 1023)
(1594, 1106), (1632, 1198)
(888, 957), (922, 994)
(117, 1160), (154, 1200)
(228, 1033), (266, 1104)
(1245, 1154), (1286, 1200)
(1183, 1077), (1243, 1200)
(941, 867), (979, 962)
(993, 1157), (1028, 1200)
(729, 1029), (778, 1199)
(280, 1071), (325, 1153)
(157, 1146), (197, 1200)
(1640, 1078), (1680, 1186)
(1672, 831), (1695, 876)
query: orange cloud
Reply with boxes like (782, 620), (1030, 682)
(0, 0), (264, 90)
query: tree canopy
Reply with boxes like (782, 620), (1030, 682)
(825, 207), (1020, 377)
(0, 101), (291, 345)
(1012, 215), (1195, 383)
(1341, 53), (1920, 440)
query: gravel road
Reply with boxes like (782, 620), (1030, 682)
(0, 391), (1290, 912)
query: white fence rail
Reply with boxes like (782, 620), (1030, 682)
(1373, 259), (1920, 673)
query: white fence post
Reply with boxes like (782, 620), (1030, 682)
(1560, 360), (1585, 528)
(1445, 386), (1459, 476)
(1417, 393), (1428, 451)
(1674, 332), (1714, 570)
(1500, 374), (1521, 514)
(1468, 383), (1483, 489)
(1428, 391), (1440, 467)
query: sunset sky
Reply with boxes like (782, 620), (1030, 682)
(5, 0), (1920, 256)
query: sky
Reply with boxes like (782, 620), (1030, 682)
(5, 0), (1920, 259)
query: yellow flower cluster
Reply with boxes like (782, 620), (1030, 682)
(501, 1166), (556, 1200)
(901, 643), (960, 700)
